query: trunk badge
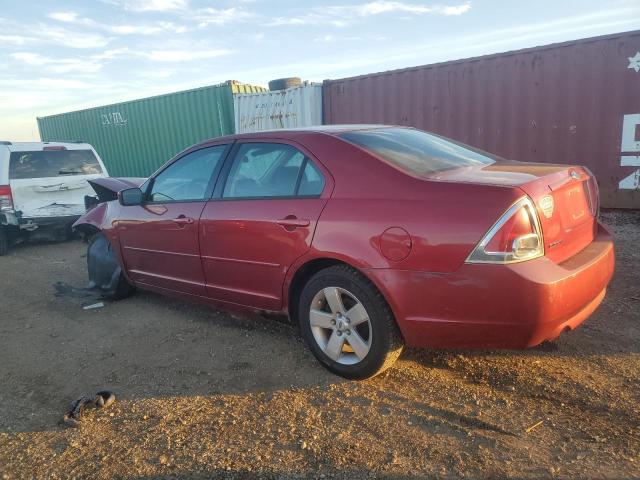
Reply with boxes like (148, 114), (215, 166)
(539, 195), (554, 218)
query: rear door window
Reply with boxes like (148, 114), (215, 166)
(223, 143), (324, 199)
(9, 150), (103, 180)
(340, 128), (500, 175)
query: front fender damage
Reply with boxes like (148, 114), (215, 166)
(73, 201), (110, 239)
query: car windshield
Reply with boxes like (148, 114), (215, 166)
(340, 128), (501, 175)
(9, 149), (103, 179)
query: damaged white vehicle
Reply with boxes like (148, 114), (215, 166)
(0, 141), (108, 255)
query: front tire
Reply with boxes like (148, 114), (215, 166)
(87, 232), (135, 300)
(298, 265), (404, 379)
(0, 227), (8, 256)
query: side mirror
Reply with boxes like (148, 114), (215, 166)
(118, 187), (144, 206)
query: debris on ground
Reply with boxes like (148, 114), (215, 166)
(62, 391), (116, 428)
(82, 302), (105, 310)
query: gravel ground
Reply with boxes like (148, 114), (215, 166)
(0, 210), (638, 479)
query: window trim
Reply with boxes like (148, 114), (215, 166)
(214, 141), (326, 201)
(142, 143), (232, 205)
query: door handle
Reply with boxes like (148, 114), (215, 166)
(276, 216), (310, 229)
(172, 216), (194, 225)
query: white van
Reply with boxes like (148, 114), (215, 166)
(0, 141), (108, 255)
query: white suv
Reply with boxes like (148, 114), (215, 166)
(0, 141), (108, 255)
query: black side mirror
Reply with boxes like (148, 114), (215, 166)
(118, 187), (144, 206)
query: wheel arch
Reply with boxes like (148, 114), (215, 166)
(285, 255), (404, 341)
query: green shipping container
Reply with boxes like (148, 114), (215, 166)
(37, 81), (266, 177)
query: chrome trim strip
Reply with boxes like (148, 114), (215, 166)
(201, 255), (280, 268)
(124, 246), (199, 258)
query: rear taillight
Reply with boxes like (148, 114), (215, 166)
(0, 185), (14, 212)
(583, 167), (600, 218)
(466, 197), (544, 264)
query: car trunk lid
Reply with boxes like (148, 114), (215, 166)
(431, 161), (598, 263)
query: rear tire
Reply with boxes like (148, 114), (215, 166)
(87, 232), (135, 300)
(298, 265), (404, 379)
(0, 227), (8, 256)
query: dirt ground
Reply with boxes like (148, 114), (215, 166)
(0, 211), (638, 479)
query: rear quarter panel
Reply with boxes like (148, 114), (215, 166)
(297, 133), (524, 273)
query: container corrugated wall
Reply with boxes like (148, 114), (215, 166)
(234, 83), (323, 134)
(37, 81), (266, 177)
(323, 31), (640, 209)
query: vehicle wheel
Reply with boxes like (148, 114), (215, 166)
(0, 227), (8, 256)
(298, 265), (404, 379)
(87, 232), (135, 300)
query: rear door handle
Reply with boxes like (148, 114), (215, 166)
(276, 216), (310, 229)
(172, 216), (194, 225)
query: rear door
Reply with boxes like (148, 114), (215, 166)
(8, 145), (105, 218)
(199, 140), (333, 310)
(116, 145), (229, 296)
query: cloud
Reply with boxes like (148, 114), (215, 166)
(193, 7), (254, 27)
(266, 1), (471, 26)
(314, 34), (363, 43)
(11, 52), (103, 74)
(0, 34), (36, 45)
(105, 0), (188, 12)
(0, 16), (110, 48)
(48, 11), (79, 22)
(441, 4), (471, 15)
(144, 49), (233, 62)
(47, 10), (188, 35)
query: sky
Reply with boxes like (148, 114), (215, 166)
(1, 0), (639, 141)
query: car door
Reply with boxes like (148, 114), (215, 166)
(199, 140), (333, 310)
(116, 145), (229, 296)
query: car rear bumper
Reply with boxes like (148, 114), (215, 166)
(365, 222), (615, 349)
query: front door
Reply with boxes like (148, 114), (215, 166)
(116, 145), (228, 296)
(199, 141), (332, 310)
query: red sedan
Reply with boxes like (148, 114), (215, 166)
(75, 126), (615, 379)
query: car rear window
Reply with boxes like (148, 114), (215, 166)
(339, 128), (500, 175)
(9, 149), (103, 180)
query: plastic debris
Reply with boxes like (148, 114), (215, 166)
(83, 302), (104, 310)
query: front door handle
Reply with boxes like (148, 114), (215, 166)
(276, 216), (310, 229)
(172, 215), (194, 225)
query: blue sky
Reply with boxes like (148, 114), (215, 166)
(1, 0), (639, 140)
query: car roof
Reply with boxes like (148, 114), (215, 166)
(2, 142), (94, 152)
(196, 124), (399, 147)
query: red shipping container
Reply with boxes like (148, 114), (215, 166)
(323, 30), (640, 208)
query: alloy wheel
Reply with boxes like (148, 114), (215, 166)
(309, 286), (372, 365)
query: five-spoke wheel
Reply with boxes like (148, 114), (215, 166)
(299, 265), (404, 379)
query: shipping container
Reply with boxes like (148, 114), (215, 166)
(37, 81), (266, 177)
(234, 83), (323, 134)
(323, 30), (640, 208)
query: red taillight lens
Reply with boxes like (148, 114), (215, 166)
(466, 197), (544, 264)
(43, 146), (67, 151)
(0, 185), (14, 212)
(484, 207), (535, 253)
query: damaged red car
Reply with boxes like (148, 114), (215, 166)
(74, 126), (615, 379)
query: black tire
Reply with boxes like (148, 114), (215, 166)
(268, 77), (302, 91)
(0, 227), (8, 256)
(298, 265), (404, 379)
(87, 232), (135, 300)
